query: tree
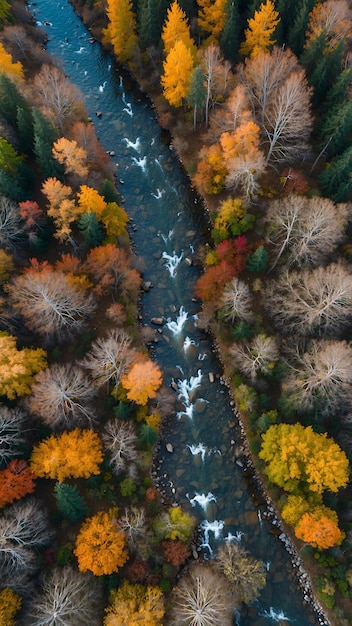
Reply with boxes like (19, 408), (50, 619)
(32, 107), (62, 179)
(230, 334), (279, 380)
(0, 332), (47, 400)
(220, 0), (240, 63)
(138, 0), (161, 50)
(81, 329), (137, 394)
(78, 212), (103, 247)
(197, 0), (227, 44)
(27, 364), (97, 430)
(104, 581), (164, 626)
(239, 47), (313, 165)
(0, 460), (36, 507)
(0, 196), (27, 251)
(295, 507), (345, 550)
(118, 507), (151, 554)
(0, 407), (27, 467)
(259, 423), (349, 496)
(201, 43), (229, 128)
(41, 177), (80, 242)
(33, 64), (84, 132)
(161, 40), (194, 107)
(214, 542), (266, 603)
(30, 429), (103, 482)
(101, 202), (129, 240)
(265, 194), (348, 269)
(102, 420), (139, 476)
(187, 66), (207, 131)
(287, 0), (315, 56)
(0, 73), (27, 126)
(194, 143), (228, 195)
(212, 198), (254, 242)
(283, 340), (352, 416)
(219, 277), (254, 323)
(26, 566), (103, 626)
(74, 508), (128, 576)
(70, 121), (114, 182)
(7, 265), (96, 342)
(0, 138), (23, 175)
(121, 359), (162, 405)
(161, 1), (196, 56)
(220, 121), (266, 197)
(153, 506), (195, 543)
(53, 482), (89, 522)
(0, 42), (23, 78)
(103, 0), (138, 63)
(77, 185), (107, 217)
(167, 563), (234, 626)
(318, 101), (352, 158)
(318, 146), (352, 203)
(0, 588), (21, 626)
(162, 539), (191, 567)
(304, 0), (351, 54)
(52, 137), (89, 179)
(240, 0), (279, 59)
(0, 498), (52, 578)
(0, 0), (10, 24)
(265, 263), (352, 339)
(84, 244), (141, 298)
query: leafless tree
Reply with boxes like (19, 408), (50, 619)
(239, 47), (313, 165)
(230, 334), (279, 381)
(265, 195), (348, 269)
(25, 566), (103, 626)
(283, 340), (352, 415)
(80, 329), (137, 395)
(33, 64), (85, 132)
(1, 25), (34, 62)
(220, 277), (254, 323)
(265, 263), (352, 339)
(0, 406), (27, 465)
(102, 419), (139, 477)
(167, 562), (235, 626)
(0, 498), (52, 579)
(0, 196), (26, 252)
(7, 268), (96, 343)
(118, 507), (152, 555)
(214, 542), (266, 604)
(209, 84), (251, 139)
(225, 147), (266, 199)
(305, 0), (352, 52)
(201, 44), (233, 128)
(27, 364), (97, 430)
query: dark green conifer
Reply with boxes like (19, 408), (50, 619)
(54, 482), (89, 523)
(318, 146), (352, 203)
(187, 66), (206, 131)
(318, 101), (352, 157)
(220, 0), (240, 64)
(287, 0), (315, 56)
(16, 106), (34, 154)
(0, 73), (28, 126)
(138, 0), (160, 50)
(78, 212), (103, 247)
(32, 107), (63, 179)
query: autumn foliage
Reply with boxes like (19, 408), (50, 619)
(0, 460), (36, 508)
(121, 359), (163, 405)
(0, 588), (21, 626)
(295, 508), (345, 550)
(0, 332), (47, 400)
(162, 539), (191, 567)
(104, 580), (164, 626)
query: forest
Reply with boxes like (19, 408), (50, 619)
(0, 0), (352, 625)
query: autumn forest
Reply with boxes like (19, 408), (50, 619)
(0, 0), (352, 625)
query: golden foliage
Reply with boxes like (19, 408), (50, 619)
(0, 331), (47, 400)
(121, 359), (162, 405)
(295, 507), (345, 550)
(0, 42), (23, 78)
(77, 185), (107, 217)
(161, 1), (196, 56)
(0, 588), (21, 626)
(75, 509), (128, 575)
(104, 581), (164, 626)
(240, 0), (280, 59)
(161, 40), (194, 107)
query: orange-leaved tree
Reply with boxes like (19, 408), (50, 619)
(295, 506), (345, 550)
(84, 244), (141, 298)
(240, 0), (279, 59)
(121, 359), (163, 405)
(161, 40), (195, 108)
(30, 429), (103, 482)
(103, 0), (138, 63)
(0, 331), (47, 400)
(0, 459), (36, 508)
(74, 508), (128, 576)
(104, 580), (165, 626)
(0, 587), (21, 626)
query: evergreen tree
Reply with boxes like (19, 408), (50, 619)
(318, 146), (352, 203)
(318, 100), (352, 157)
(99, 178), (120, 203)
(322, 68), (352, 115)
(300, 28), (326, 77)
(246, 0), (261, 20)
(275, 0), (298, 45)
(287, 0), (315, 57)
(0, 74), (28, 127)
(32, 107), (63, 179)
(138, 0), (160, 49)
(16, 106), (34, 154)
(220, 0), (240, 64)
(246, 245), (268, 273)
(187, 65), (207, 130)
(78, 212), (104, 246)
(308, 40), (344, 108)
(54, 482), (89, 523)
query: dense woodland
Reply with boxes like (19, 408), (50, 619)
(0, 0), (352, 624)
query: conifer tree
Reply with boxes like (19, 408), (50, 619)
(275, 0), (300, 45)
(187, 66), (207, 130)
(78, 212), (103, 246)
(103, 0), (138, 63)
(240, 0), (279, 58)
(161, 1), (196, 56)
(321, 67), (352, 115)
(54, 482), (89, 522)
(138, 0), (160, 49)
(32, 107), (62, 179)
(197, 0), (227, 45)
(220, 0), (240, 64)
(318, 146), (352, 203)
(287, 0), (315, 57)
(318, 100), (352, 157)
(161, 40), (194, 107)
(16, 106), (34, 154)
(0, 74), (27, 127)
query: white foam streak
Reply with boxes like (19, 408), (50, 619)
(166, 306), (188, 334)
(187, 443), (207, 461)
(260, 607), (292, 622)
(123, 137), (141, 151)
(188, 492), (217, 511)
(162, 251), (183, 277)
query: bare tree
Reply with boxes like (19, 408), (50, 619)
(201, 44), (233, 128)
(167, 563), (235, 626)
(27, 364), (97, 430)
(118, 507), (152, 555)
(283, 340), (352, 415)
(209, 84), (251, 139)
(265, 195), (348, 269)
(0, 196), (26, 251)
(305, 0), (351, 52)
(220, 277), (254, 323)
(7, 268), (96, 343)
(25, 566), (103, 626)
(214, 542), (266, 604)
(33, 64), (85, 132)
(239, 47), (313, 165)
(0, 406), (27, 465)
(265, 263), (352, 339)
(80, 329), (137, 395)
(102, 419), (138, 476)
(0, 498), (52, 578)
(225, 146), (266, 199)
(230, 334), (279, 380)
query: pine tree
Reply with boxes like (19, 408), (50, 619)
(322, 67), (352, 114)
(318, 146), (352, 203)
(308, 40), (344, 108)
(0, 74), (28, 126)
(54, 482), (89, 522)
(287, 0), (315, 57)
(187, 66), (207, 130)
(78, 212), (103, 246)
(32, 107), (63, 179)
(318, 100), (352, 157)
(240, 0), (280, 59)
(103, 0), (138, 63)
(16, 106), (34, 154)
(275, 0), (300, 45)
(161, 39), (194, 107)
(220, 0), (240, 64)
(138, 0), (160, 49)
(161, 1), (196, 56)
(197, 0), (227, 44)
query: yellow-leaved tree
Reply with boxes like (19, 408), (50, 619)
(103, 0), (138, 63)
(0, 331), (47, 400)
(52, 137), (89, 179)
(161, 39), (195, 108)
(77, 185), (107, 218)
(30, 429), (103, 482)
(161, 1), (196, 57)
(0, 42), (23, 78)
(0, 588), (21, 626)
(240, 0), (279, 59)
(74, 509), (128, 575)
(197, 0), (227, 44)
(104, 581), (165, 626)
(121, 359), (162, 405)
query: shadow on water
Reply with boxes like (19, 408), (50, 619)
(31, 2), (326, 623)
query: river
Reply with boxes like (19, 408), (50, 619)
(30, 2), (327, 624)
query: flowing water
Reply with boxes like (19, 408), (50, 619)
(31, 2), (326, 624)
